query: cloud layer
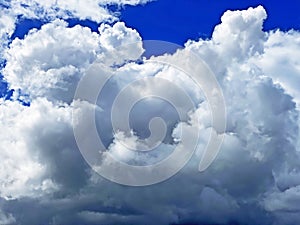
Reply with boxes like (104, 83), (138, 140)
(0, 3), (300, 225)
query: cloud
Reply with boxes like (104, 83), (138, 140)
(0, 0), (149, 61)
(254, 29), (300, 106)
(3, 20), (143, 103)
(0, 10), (15, 51)
(5, 0), (153, 23)
(1, 4), (300, 225)
(0, 98), (79, 199)
(0, 209), (15, 225)
(212, 5), (267, 59)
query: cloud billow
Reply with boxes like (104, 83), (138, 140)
(0, 2), (300, 225)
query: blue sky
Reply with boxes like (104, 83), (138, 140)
(121, 0), (300, 44)
(10, 0), (300, 44)
(4, 0), (299, 99)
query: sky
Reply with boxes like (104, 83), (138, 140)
(1, 0), (300, 225)
(121, 0), (300, 44)
(2, 0), (300, 98)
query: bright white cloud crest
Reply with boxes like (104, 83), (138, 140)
(0, 3), (300, 225)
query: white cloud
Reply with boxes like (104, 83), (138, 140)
(253, 30), (300, 106)
(6, 0), (153, 23)
(3, 20), (143, 103)
(0, 14), (144, 199)
(1, 4), (300, 225)
(0, 98), (71, 199)
(0, 9), (16, 61)
(3, 19), (100, 102)
(0, 0), (150, 58)
(0, 10), (15, 44)
(212, 5), (267, 59)
(98, 22), (144, 64)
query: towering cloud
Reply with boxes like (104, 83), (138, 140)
(0, 3), (300, 225)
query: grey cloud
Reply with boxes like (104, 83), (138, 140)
(1, 4), (300, 225)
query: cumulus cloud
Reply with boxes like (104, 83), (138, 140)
(0, 98), (80, 199)
(5, 0), (153, 23)
(254, 29), (300, 105)
(1, 4), (300, 225)
(0, 0), (149, 58)
(3, 20), (143, 103)
(0, 10), (15, 51)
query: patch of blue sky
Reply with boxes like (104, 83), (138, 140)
(0, 74), (13, 101)
(11, 17), (101, 40)
(120, 0), (300, 45)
